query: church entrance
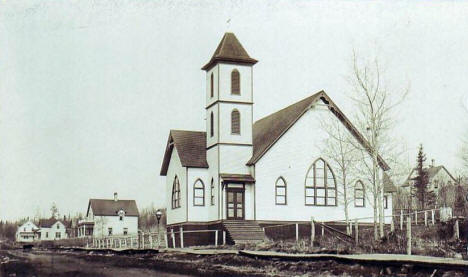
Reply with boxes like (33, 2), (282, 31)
(226, 188), (244, 220)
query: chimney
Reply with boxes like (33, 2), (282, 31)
(431, 159), (435, 167)
(114, 192), (118, 202)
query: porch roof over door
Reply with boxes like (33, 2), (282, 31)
(220, 173), (255, 183)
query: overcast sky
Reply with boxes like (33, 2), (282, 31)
(1, 0), (468, 221)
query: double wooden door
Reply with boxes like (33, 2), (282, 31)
(226, 188), (244, 220)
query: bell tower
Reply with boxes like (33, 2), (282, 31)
(202, 32), (257, 175)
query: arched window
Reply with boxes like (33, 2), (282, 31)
(210, 73), (214, 98)
(275, 177), (287, 205)
(231, 69), (240, 95)
(193, 179), (205, 206)
(231, 109), (240, 134)
(210, 112), (214, 137)
(305, 158), (337, 206)
(172, 176), (181, 209)
(210, 178), (215, 206)
(354, 180), (365, 207)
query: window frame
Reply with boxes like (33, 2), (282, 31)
(354, 180), (365, 207)
(231, 69), (240, 95)
(304, 158), (337, 206)
(275, 177), (287, 205)
(193, 179), (205, 206)
(231, 109), (241, 135)
(108, 227), (113, 236)
(384, 195), (388, 209)
(172, 176), (181, 209)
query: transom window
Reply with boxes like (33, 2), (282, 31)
(231, 109), (240, 134)
(275, 177), (287, 205)
(172, 176), (181, 209)
(305, 158), (337, 206)
(210, 178), (215, 206)
(193, 179), (205, 206)
(231, 69), (240, 95)
(354, 180), (365, 207)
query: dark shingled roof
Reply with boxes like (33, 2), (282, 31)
(220, 173), (255, 183)
(202, 32), (257, 71)
(383, 173), (397, 193)
(38, 218), (63, 228)
(160, 130), (209, 175)
(87, 199), (139, 217)
(160, 91), (390, 176)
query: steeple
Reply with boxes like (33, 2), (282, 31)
(202, 33), (257, 71)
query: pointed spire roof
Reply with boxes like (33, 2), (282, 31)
(202, 32), (257, 71)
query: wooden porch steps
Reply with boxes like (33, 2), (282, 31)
(222, 220), (265, 244)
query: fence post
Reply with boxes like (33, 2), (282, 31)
(321, 222), (324, 237)
(215, 230), (218, 246)
(390, 217), (395, 232)
(432, 209), (435, 225)
(310, 217), (315, 246)
(354, 219), (359, 245)
(400, 210), (404, 230)
(424, 211), (428, 226)
(349, 221), (352, 235)
(454, 219), (460, 240)
(295, 223), (299, 242)
(164, 232), (168, 248)
(223, 231), (226, 245)
(149, 234), (153, 249)
(180, 227), (184, 248)
(415, 211), (418, 225)
(171, 229), (175, 248)
(407, 216), (412, 255)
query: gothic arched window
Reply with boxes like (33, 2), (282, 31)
(193, 179), (205, 206)
(354, 180), (365, 207)
(231, 69), (240, 95)
(275, 177), (287, 205)
(305, 158), (337, 206)
(210, 73), (214, 98)
(231, 109), (240, 134)
(172, 176), (181, 209)
(210, 112), (214, 137)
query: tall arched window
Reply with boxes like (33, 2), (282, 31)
(172, 176), (181, 209)
(354, 180), (365, 207)
(210, 178), (215, 206)
(305, 158), (337, 206)
(231, 69), (240, 95)
(210, 112), (214, 137)
(275, 177), (287, 205)
(193, 179), (205, 206)
(210, 73), (214, 98)
(231, 109), (240, 134)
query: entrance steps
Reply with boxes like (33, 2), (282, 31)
(222, 220), (265, 244)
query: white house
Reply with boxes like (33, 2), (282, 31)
(16, 221), (39, 242)
(160, 33), (396, 244)
(402, 161), (457, 195)
(78, 193), (139, 238)
(38, 218), (68, 241)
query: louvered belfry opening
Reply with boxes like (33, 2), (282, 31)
(231, 69), (240, 95)
(231, 109), (240, 134)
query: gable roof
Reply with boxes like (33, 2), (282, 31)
(247, 91), (390, 170)
(160, 91), (390, 176)
(404, 165), (457, 186)
(202, 32), (257, 71)
(87, 199), (139, 217)
(383, 172), (397, 193)
(160, 130), (209, 175)
(38, 218), (63, 228)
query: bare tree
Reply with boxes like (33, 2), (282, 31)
(347, 50), (408, 240)
(50, 202), (59, 219)
(320, 115), (359, 234)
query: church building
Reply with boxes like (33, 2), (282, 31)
(160, 32), (395, 245)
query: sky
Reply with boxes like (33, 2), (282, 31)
(1, 0), (468, 221)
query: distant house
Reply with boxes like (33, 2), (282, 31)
(78, 193), (139, 238)
(38, 218), (68, 241)
(16, 221), (39, 242)
(401, 161), (457, 195)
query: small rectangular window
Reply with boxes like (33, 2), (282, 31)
(123, 228), (128, 235)
(108, 228), (113, 236)
(56, 232), (61, 239)
(384, 196), (388, 209)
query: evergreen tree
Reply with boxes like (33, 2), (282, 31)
(412, 144), (435, 209)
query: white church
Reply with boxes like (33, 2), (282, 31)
(160, 32), (395, 245)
